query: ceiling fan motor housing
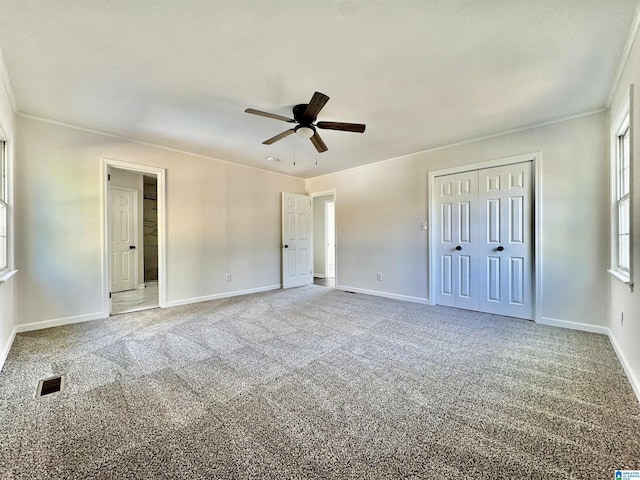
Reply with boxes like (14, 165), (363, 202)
(293, 103), (314, 125)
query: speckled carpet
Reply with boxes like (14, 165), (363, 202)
(0, 285), (639, 479)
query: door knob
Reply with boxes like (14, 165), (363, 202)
(129, 245), (136, 250)
(455, 246), (462, 251)
(283, 245), (289, 249)
(496, 246), (504, 252)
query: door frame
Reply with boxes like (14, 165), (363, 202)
(109, 185), (139, 292)
(325, 201), (335, 278)
(309, 189), (337, 285)
(427, 152), (541, 321)
(101, 157), (167, 315)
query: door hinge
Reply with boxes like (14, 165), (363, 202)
(107, 173), (111, 181)
(109, 292), (112, 298)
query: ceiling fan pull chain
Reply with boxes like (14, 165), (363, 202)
(293, 135), (296, 166)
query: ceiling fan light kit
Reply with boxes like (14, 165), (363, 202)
(295, 125), (315, 139)
(245, 91), (366, 154)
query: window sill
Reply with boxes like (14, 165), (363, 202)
(0, 269), (17, 284)
(608, 269), (633, 291)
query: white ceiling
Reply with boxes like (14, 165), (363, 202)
(0, 0), (638, 178)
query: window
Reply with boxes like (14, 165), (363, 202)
(610, 91), (633, 287)
(0, 141), (6, 272)
(616, 122), (630, 272)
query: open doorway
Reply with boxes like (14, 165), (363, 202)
(312, 193), (336, 288)
(103, 159), (166, 316)
(108, 168), (158, 314)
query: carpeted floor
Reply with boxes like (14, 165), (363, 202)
(0, 285), (639, 479)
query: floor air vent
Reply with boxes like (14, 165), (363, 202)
(36, 375), (64, 397)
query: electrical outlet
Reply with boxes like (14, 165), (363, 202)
(377, 272), (383, 281)
(421, 222), (428, 231)
(226, 273), (232, 282)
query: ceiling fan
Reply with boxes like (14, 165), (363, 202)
(245, 91), (366, 153)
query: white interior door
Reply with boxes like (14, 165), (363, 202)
(478, 162), (533, 319)
(434, 171), (479, 310)
(282, 192), (313, 289)
(326, 202), (335, 279)
(111, 186), (137, 293)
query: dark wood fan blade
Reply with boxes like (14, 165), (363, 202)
(310, 131), (328, 153)
(263, 129), (295, 145)
(304, 92), (330, 120)
(316, 121), (366, 133)
(245, 108), (294, 123)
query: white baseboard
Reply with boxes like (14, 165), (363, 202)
(165, 284), (281, 308)
(313, 273), (325, 279)
(15, 311), (107, 334)
(137, 283), (146, 290)
(336, 285), (430, 305)
(0, 285), (281, 370)
(536, 316), (610, 335)
(536, 316), (639, 404)
(0, 311), (107, 371)
(0, 326), (17, 371)
(608, 330), (640, 404)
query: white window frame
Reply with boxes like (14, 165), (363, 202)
(609, 87), (634, 289)
(0, 134), (15, 283)
(0, 140), (6, 272)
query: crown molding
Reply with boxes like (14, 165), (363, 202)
(307, 108), (606, 182)
(0, 47), (16, 112)
(607, 0), (640, 107)
(16, 112), (305, 181)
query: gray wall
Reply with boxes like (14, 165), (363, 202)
(14, 115), (305, 325)
(307, 111), (609, 327)
(608, 21), (640, 397)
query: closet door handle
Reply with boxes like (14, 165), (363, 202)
(455, 246), (462, 251)
(496, 246), (504, 252)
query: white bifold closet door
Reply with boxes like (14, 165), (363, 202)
(434, 171), (479, 312)
(434, 161), (533, 319)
